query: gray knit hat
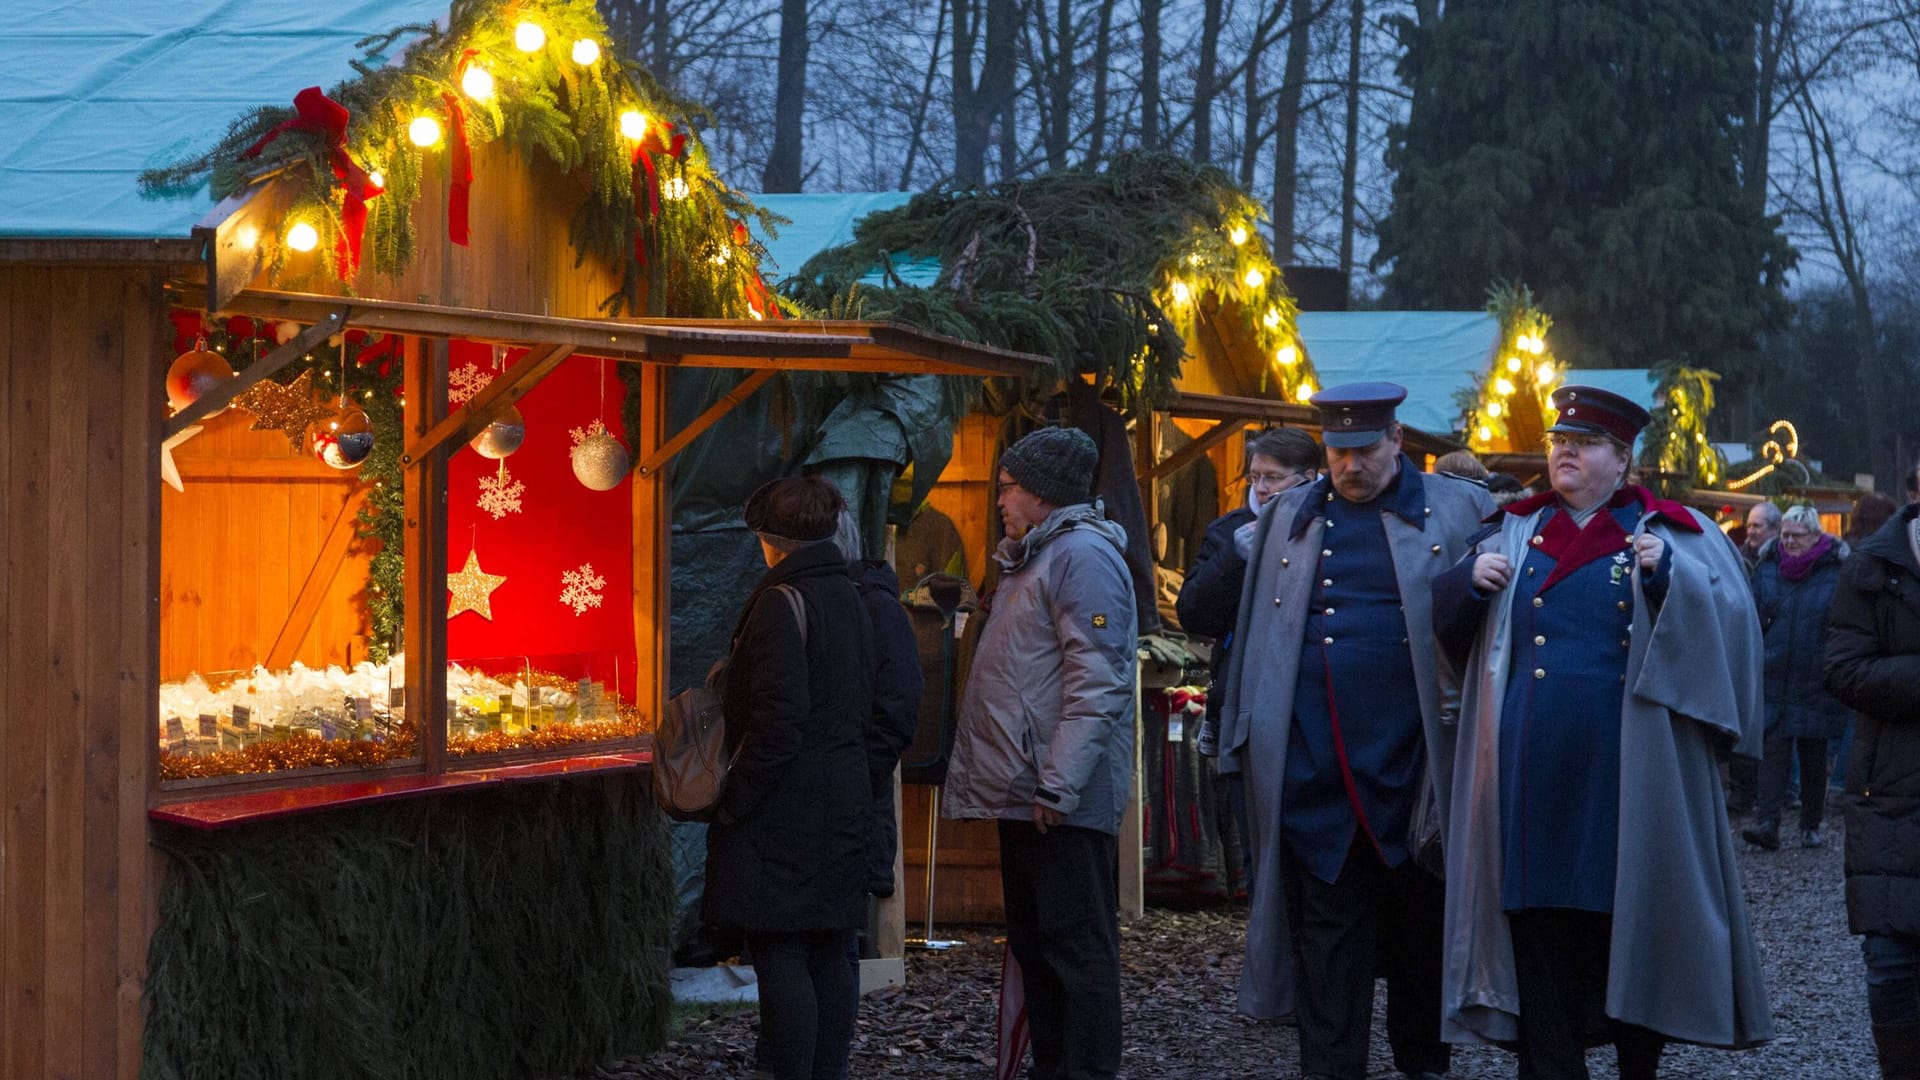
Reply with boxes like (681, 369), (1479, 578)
(999, 427), (1098, 508)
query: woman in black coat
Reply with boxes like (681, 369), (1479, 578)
(1741, 504), (1851, 850)
(704, 477), (874, 1080)
(1823, 500), (1920, 1080)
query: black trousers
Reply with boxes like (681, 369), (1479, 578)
(1280, 834), (1451, 1080)
(747, 928), (858, 1080)
(1507, 909), (1665, 1080)
(998, 820), (1122, 1080)
(1757, 732), (1829, 830)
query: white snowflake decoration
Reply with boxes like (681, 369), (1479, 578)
(559, 563), (607, 616)
(568, 418), (607, 447)
(449, 363), (494, 405)
(476, 463), (525, 519)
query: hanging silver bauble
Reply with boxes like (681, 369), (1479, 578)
(469, 404), (525, 460)
(310, 404), (375, 469)
(571, 430), (630, 491)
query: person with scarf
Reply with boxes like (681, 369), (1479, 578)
(1742, 503), (1851, 851)
(1431, 385), (1771, 1079)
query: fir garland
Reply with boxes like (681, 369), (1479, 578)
(1642, 366), (1725, 495)
(1456, 281), (1559, 449)
(780, 152), (1314, 416)
(141, 0), (773, 318)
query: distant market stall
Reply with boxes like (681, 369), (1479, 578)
(0, 3), (1050, 1078)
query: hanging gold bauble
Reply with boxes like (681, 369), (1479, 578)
(165, 346), (234, 414)
(570, 431), (629, 491)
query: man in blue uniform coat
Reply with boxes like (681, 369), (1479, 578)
(1216, 383), (1494, 1080)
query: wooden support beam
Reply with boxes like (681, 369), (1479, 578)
(1138, 419), (1241, 483)
(403, 336), (450, 773)
(634, 369), (775, 479)
(400, 342), (575, 466)
(163, 311), (347, 438)
(265, 488), (369, 669)
(632, 364), (672, 721)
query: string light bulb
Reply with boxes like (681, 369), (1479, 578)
(1228, 225), (1248, 246)
(409, 116), (443, 147)
(1169, 280), (1192, 305)
(572, 38), (601, 65)
(514, 22), (546, 51)
(1477, 425), (1494, 443)
(285, 222), (319, 252)
(1536, 361), (1556, 385)
(1524, 333), (1546, 355)
(1275, 343), (1298, 368)
(663, 176), (691, 200)
(1262, 308), (1281, 328)
(1243, 267), (1266, 289)
(1506, 355), (1523, 373)
(367, 169), (385, 189)
(1494, 377), (1516, 397)
(461, 65), (495, 101)
(1486, 400), (1504, 419)
(619, 109), (649, 141)
(1296, 378), (1317, 402)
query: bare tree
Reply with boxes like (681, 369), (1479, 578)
(762, 0), (812, 191)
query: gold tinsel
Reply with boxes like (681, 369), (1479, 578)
(233, 370), (337, 452)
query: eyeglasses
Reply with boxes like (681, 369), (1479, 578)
(1248, 470), (1306, 488)
(1545, 433), (1611, 452)
(1779, 529), (1815, 542)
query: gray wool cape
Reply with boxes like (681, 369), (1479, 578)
(1440, 502), (1774, 1049)
(1216, 467), (1493, 1020)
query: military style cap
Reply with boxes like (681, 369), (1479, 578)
(1310, 381), (1408, 448)
(1548, 385), (1651, 446)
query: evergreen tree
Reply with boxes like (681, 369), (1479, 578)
(1375, 0), (1794, 375)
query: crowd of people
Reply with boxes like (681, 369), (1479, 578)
(688, 386), (1920, 1080)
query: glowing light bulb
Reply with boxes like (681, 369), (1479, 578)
(1262, 308), (1281, 329)
(1228, 225), (1248, 246)
(1296, 379), (1316, 402)
(619, 109), (649, 141)
(409, 116), (443, 147)
(663, 176), (691, 200)
(572, 38), (600, 65)
(366, 170), (385, 189)
(514, 22), (546, 51)
(1494, 377), (1516, 397)
(1524, 334), (1546, 355)
(1536, 362), (1556, 385)
(1243, 267), (1265, 289)
(1506, 355), (1522, 373)
(285, 222), (319, 252)
(709, 243), (732, 266)
(1477, 425), (1494, 443)
(461, 65), (495, 101)
(1169, 280), (1192, 305)
(1486, 400), (1504, 419)
(1276, 344), (1299, 367)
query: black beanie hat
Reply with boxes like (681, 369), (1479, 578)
(999, 427), (1098, 508)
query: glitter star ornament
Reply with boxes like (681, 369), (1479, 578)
(448, 549), (508, 620)
(234, 370), (335, 452)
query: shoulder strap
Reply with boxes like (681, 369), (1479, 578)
(772, 583), (807, 649)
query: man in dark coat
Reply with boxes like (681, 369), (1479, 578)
(1217, 383), (1493, 1080)
(704, 477), (874, 1080)
(1179, 426), (1321, 894)
(1824, 499), (1920, 1080)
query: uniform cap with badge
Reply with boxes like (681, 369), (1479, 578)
(1547, 384), (1652, 446)
(1308, 381), (1409, 448)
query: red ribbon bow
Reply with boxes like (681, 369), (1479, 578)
(244, 87), (384, 277)
(442, 92), (474, 247)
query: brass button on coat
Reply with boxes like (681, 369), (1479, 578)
(1534, 668), (1547, 679)
(1533, 597), (1544, 608)
(1534, 635), (1546, 646)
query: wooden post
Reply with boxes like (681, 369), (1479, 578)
(631, 364), (671, 722)
(403, 336), (449, 770)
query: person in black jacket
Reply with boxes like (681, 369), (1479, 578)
(1824, 499), (1920, 1080)
(1176, 427), (1320, 894)
(704, 476), (874, 1080)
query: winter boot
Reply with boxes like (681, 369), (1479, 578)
(1740, 818), (1780, 851)
(1873, 1020), (1920, 1080)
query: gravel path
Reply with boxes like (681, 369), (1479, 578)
(600, 804), (1875, 1079)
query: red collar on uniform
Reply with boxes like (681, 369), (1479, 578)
(1511, 486), (1702, 593)
(1484, 484), (1703, 533)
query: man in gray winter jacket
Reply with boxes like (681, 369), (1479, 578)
(943, 425), (1138, 1080)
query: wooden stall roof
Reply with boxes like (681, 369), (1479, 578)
(166, 284), (1056, 379)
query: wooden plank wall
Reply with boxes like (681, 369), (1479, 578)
(1, 265), (168, 1080)
(158, 407), (375, 679)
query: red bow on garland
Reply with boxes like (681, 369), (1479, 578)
(244, 87), (384, 277)
(629, 123), (688, 265)
(442, 92), (474, 246)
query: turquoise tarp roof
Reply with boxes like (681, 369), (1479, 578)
(1294, 311), (1500, 434)
(750, 192), (941, 287)
(1, 1), (445, 239)
(1559, 367), (1657, 412)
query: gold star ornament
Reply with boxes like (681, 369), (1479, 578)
(234, 370), (336, 452)
(448, 549), (508, 620)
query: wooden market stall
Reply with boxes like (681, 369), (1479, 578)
(0, 5), (1054, 1079)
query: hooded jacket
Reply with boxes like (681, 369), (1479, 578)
(942, 502), (1138, 835)
(1824, 503), (1920, 937)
